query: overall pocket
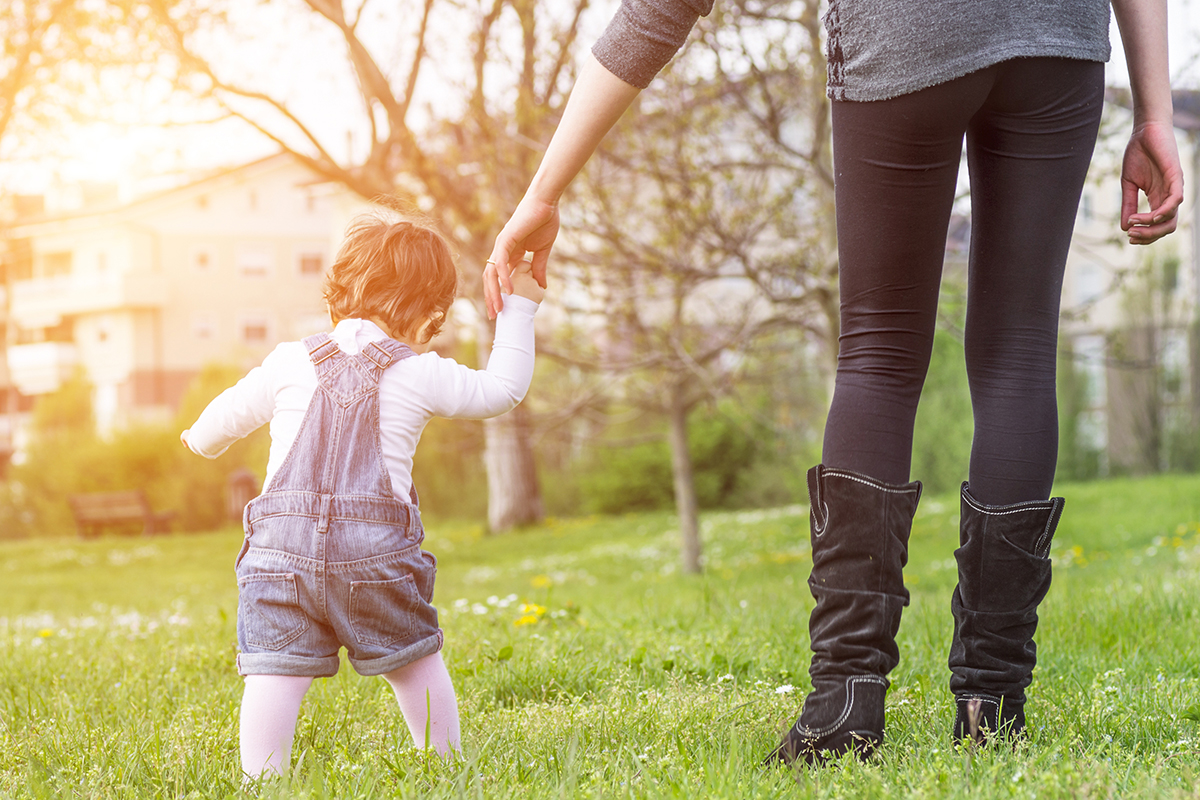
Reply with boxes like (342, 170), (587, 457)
(238, 573), (309, 650)
(349, 575), (421, 648)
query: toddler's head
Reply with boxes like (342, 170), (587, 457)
(324, 213), (457, 344)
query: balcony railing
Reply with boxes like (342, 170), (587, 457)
(5, 342), (79, 395)
(9, 272), (167, 328)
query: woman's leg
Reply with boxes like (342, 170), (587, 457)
(822, 69), (994, 483)
(963, 57), (1106, 505)
(381, 652), (461, 755)
(240, 674), (313, 779)
(773, 71), (1002, 765)
(949, 58), (1105, 743)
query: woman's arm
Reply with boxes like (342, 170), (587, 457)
(484, 54), (640, 318)
(1111, 0), (1184, 244)
(484, 0), (713, 318)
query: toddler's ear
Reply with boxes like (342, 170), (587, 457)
(417, 310), (446, 344)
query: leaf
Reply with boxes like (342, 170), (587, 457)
(496, 645), (514, 662)
(1181, 704), (1200, 722)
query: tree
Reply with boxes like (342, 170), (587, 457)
(1106, 246), (1196, 474)
(555, 0), (837, 573)
(137, 0), (596, 531)
(1, 1), (84, 155)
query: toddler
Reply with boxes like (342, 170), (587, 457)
(181, 214), (543, 779)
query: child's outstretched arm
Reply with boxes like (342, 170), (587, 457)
(182, 359), (278, 458)
(424, 263), (542, 419)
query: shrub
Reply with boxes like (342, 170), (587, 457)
(575, 407), (780, 515)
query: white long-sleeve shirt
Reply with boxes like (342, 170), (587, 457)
(184, 295), (538, 499)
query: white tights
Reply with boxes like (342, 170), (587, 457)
(239, 652), (461, 779)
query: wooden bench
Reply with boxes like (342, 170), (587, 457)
(67, 491), (177, 539)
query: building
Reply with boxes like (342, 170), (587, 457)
(1058, 89), (1199, 475)
(0, 153), (339, 461)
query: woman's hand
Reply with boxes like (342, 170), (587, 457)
(482, 54), (642, 319)
(1121, 119), (1184, 245)
(485, 197), (558, 318)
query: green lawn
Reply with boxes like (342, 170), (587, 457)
(2, 474), (1200, 798)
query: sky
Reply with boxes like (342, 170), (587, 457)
(1, 0), (1198, 204)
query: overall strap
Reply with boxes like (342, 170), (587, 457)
(358, 338), (416, 371)
(362, 338), (420, 507)
(304, 333), (343, 374)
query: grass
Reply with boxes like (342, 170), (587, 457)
(2, 473), (1200, 798)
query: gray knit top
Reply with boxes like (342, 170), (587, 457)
(592, 0), (1111, 101)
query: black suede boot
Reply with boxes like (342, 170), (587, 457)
(767, 464), (922, 766)
(949, 483), (1064, 745)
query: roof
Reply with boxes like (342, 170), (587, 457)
(5, 152), (315, 231)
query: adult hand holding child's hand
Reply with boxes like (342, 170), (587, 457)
(506, 260), (545, 305)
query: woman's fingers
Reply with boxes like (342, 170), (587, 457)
(484, 240), (518, 319)
(1126, 216), (1178, 244)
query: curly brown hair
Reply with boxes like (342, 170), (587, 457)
(323, 213), (458, 344)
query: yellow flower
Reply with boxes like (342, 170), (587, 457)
(531, 575), (552, 589)
(37, 629), (53, 638)
(513, 615), (540, 627)
(519, 603), (546, 616)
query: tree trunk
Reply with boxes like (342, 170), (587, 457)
(483, 404), (543, 533)
(478, 314), (543, 533)
(667, 382), (701, 574)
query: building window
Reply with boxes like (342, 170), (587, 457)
(16, 319), (73, 344)
(241, 317), (270, 344)
(1075, 261), (1105, 306)
(236, 246), (272, 278)
(193, 247), (215, 272)
(298, 253), (324, 276)
(42, 251), (72, 278)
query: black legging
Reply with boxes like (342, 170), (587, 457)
(821, 57), (1105, 505)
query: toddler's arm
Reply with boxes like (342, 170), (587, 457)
(424, 293), (540, 419)
(182, 356), (278, 458)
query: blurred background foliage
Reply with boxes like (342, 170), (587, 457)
(0, 366), (269, 539)
(5, 320), (1185, 539)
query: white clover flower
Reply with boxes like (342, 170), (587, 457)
(775, 684), (795, 695)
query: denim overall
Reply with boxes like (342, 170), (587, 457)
(234, 333), (442, 678)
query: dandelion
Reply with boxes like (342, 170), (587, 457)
(37, 629), (53, 639)
(520, 603), (546, 616)
(531, 574), (553, 588)
(514, 615), (540, 627)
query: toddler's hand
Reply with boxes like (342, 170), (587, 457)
(180, 430), (192, 452)
(507, 260), (545, 304)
